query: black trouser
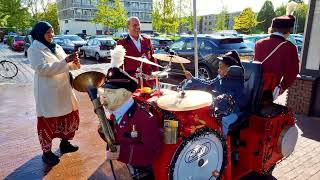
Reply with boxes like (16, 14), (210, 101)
(127, 164), (155, 180)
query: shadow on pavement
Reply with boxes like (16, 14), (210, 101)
(4, 155), (53, 180)
(240, 172), (277, 180)
(295, 114), (320, 142)
(88, 160), (132, 180)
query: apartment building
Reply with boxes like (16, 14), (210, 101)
(56, 0), (153, 35)
(200, 12), (240, 34)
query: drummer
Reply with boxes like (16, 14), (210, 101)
(183, 50), (246, 136)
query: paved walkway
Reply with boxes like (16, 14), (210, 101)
(0, 43), (320, 180)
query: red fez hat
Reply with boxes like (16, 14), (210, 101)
(271, 15), (295, 29)
(271, 2), (297, 29)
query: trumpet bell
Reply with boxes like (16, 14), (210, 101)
(73, 71), (106, 92)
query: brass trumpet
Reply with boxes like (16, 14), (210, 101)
(73, 71), (117, 152)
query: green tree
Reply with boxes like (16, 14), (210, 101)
(0, 0), (31, 30)
(35, 3), (60, 34)
(151, 0), (179, 34)
(180, 14), (196, 33)
(233, 8), (257, 34)
(257, 0), (276, 33)
(162, 0), (179, 34)
(111, 0), (127, 30)
(293, 3), (308, 33)
(0, 12), (9, 27)
(275, 3), (286, 17)
(93, 0), (127, 31)
(214, 6), (228, 31)
(152, 1), (162, 33)
(177, 0), (193, 33)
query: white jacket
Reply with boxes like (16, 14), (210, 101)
(28, 40), (79, 118)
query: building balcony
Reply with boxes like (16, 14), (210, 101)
(58, 3), (96, 11)
(74, 14), (94, 20)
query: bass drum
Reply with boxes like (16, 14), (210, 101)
(169, 129), (226, 180)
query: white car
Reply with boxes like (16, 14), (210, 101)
(81, 38), (116, 61)
(55, 35), (87, 46)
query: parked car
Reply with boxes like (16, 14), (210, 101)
(81, 37), (116, 61)
(23, 35), (33, 57)
(244, 34), (303, 56)
(3, 35), (9, 44)
(87, 35), (113, 40)
(11, 36), (25, 51)
(151, 37), (174, 50)
(156, 34), (253, 79)
(216, 30), (239, 37)
(242, 34), (269, 50)
(113, 32), (128, 40)
(53, 37), (76, 54)
(55, 35), (87, 47)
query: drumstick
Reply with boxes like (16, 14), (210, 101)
(180, 63), (186, 73)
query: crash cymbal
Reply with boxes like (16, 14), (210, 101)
(125, 56), (163, 68)
(157, 90), (212, 111)
(73, 71), (106, 92)
(152, 54), (191, 64)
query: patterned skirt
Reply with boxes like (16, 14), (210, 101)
(37, 110), (80, 152)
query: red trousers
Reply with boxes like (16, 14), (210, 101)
(37, 110), (80, 152)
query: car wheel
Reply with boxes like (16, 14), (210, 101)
(198, 64), (214, 80)
(95, 53), (100, 61)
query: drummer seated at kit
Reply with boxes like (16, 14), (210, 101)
(98, 66), (162, 180)
(183, 50), (246, 136)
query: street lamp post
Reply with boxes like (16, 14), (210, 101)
(193, 0), (198, 78)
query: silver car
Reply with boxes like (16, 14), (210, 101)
(81, 38), (116, 61)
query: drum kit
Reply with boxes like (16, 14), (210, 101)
(72, 53), (226, 180)
(72, 48), (299, 179)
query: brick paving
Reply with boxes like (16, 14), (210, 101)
(0, 43), (320, 180)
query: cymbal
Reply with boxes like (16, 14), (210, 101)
(73, 71), (106, 92)
(153, 54), (191, 64)
(157, 90), (212, 111)
(125, 56), (163, 68)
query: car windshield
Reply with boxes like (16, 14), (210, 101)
(53, 38), (64, 45)
(101, 40), (116, 46)
(65, 36), (83, 41)
(14, 36), (25, 41)
(159, 40), (173, 45)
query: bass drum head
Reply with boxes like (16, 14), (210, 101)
(169, 128), (226, 180)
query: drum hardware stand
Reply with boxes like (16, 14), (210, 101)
(136, 62), (144, 90)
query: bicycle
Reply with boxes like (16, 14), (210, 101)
(0, 60), (18, 78)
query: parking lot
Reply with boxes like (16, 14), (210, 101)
(0, 43), (320, 180)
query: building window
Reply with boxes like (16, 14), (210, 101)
(82, 0), (90, 5)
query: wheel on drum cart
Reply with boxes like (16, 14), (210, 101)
(169, 128), (227, 180)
